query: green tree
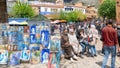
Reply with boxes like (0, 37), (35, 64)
(59, 10), (86, 22)
(98, 0), (116, 19)
(10, 1), (35, 18)
(59, 11), (68, 20)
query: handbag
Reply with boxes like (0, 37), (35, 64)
(88, 36), (93, 42)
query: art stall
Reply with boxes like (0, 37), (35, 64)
(8, 18), (30, 65)
(48, 21), (62, 68)
(0, 18), (62, 68)
(28, 21), (51, 64)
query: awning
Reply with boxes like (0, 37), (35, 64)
(51, 20), (67, 24)
(8, 18), (28, 26)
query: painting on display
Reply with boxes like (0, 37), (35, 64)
(40, 30), (50, 48)
(9, 52), (21, 65)
(30, 25), (36, 34)
(20, 50), (31, 61)
(30, 25), (36, 44)
(0, 50), (8, 64)
(30, 34), (36, 44)
(30, 50), (40, 64)
(50, 35), (61, 52)
(41, 49), (50, 63)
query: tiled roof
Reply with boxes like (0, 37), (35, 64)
(31, 4), (64, 8)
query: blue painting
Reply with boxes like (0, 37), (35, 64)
(30, 26), (36, 34)
(20, 50), (31, 61)
(30, 34), (36, 44)
(9, 52), (21, 65)
(0, 50), (8, 64)
(50, 35), (61, 52)
(41, 49), (50, 63)
(40, 30), (50, 48)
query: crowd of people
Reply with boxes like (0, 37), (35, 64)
(58, 19), (120, 68)
(61, 21), (99, 61)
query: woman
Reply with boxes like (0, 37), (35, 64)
(88, 25), (99, 57)
(61, 29), (78, 62)
(68, 27), (80, 56)
(77, 29), (87, 54)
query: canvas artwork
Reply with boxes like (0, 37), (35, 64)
(41, 49), (50, 63)
(30, 34), (36, 44)
(17, 42), (29, 51)
(30, 25), (36, 34)
(8, 31), (18, 45)
(0, 50), (8, 64)
(30, 25), (36, 44)
(40, 30), (50, 48)
(17, 27), (24, 41)
(30, 50), (40, 64)
(20, 50), (31, 61)
(9, 52), (21, 65)
(23, 34), (29, 45)
(50, 35), (61, 52)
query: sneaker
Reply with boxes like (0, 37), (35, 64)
(70, 58), (75, 62)
(94, 54), (97, 57)
(117, 52), (120, 57)
(73, 55), (78, 59)
(78, 54), (84, 59)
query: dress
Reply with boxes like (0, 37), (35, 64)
(68, 33), (80, 54)
(61, 33), (73, 58)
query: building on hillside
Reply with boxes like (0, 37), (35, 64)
(30, 1), (86, 15)
(30, 0), (64, 15)
(85, 6), (98, 19)
(64, 2), (86, 14)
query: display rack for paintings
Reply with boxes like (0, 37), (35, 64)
(49, 34), (61, 68)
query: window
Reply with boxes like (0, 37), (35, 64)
(45, 8), (47, 12)
(65, 8), (73, 11)
(51, 8), (58, 12)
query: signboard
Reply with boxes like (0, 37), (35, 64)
(116, 0), (120, 24)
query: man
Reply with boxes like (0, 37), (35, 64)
(101, 20), (118, 68)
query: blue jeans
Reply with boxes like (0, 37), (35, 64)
(81, 41), (91, 54)
(90, 45), (96, 55)
(102, 45), (116, 68)
(80, 42), (86, 53)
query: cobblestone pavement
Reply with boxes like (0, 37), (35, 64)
(1, 39), (120, 68)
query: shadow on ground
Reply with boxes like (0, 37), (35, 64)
(96, 61), (111, 68)
(0, 64), (10, 68)
(97, 50), (104, 56)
